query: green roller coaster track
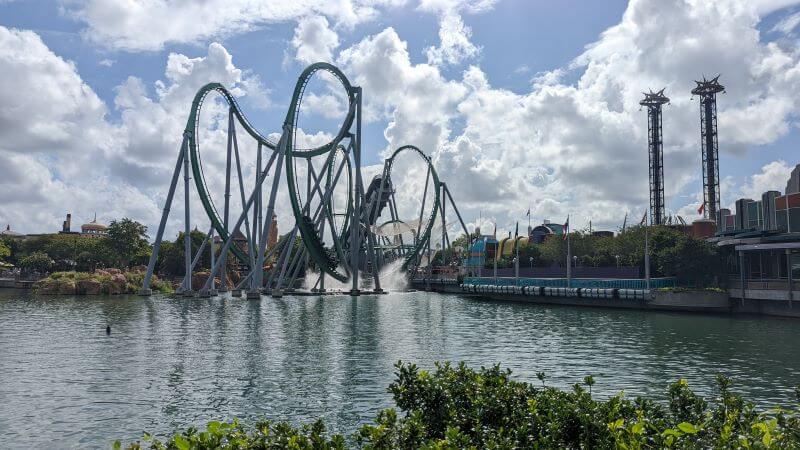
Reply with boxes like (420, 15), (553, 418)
(182, 63), (441, 284)
(383, 145), (441, 271)
(186, 82), (277, 269)
(284, 63), (357, 282)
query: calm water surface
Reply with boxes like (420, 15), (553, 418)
(1, 289), (799, 448)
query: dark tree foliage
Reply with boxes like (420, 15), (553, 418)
(0, 239), (10, 262)
(5, 218), (150, 271)
(19, 251), (54, 273)
(157, 230), (211, 277)
(464, 227), (723, 287)
(106, 218), (150, 268)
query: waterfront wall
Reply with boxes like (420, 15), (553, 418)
(729, 294), (800, 318)
(413, 279), (800, 318)
(650, 290), (730, 312)
(0, 278), (36, 289)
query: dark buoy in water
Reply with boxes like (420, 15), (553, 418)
(106, 325), (111, 335)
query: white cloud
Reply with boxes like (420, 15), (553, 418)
(98, 58), (115, 67)
(0, 151), (160, 235)
(338, 27), (466, 150)
(64, 0), (388, 51)
(0, 31), (273, 237)
(292, 15), (340, 64)
(301, 92), (349, 119)
(111, 42), (269, 183)
(772, 11), (800, 34)
(675, 160), (794, 222)
(425, 12), (480, 66)
(332, 0), (800, 235)
(739, 160), (794, 199)
(417, 0), (497, 14)
(0, 26), (110, 158)
(0, 26), (135, 233)
(6, 0), (800, 240)
(419, 0), (493, 67)
(436, 0), (800, 233)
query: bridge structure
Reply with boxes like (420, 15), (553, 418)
(139, 62), (468, 298)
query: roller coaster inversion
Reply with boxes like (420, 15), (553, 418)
(139, 62), (469, 297)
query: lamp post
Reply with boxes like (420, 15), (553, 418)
(514, 256), (519, 285)
(615, 255), (620, 268)
(435, 242), (441, 281)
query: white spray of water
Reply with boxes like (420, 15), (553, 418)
(377, 258), (409, 291)
(302, 267), (353, 291)
(302, 258), (409, 292)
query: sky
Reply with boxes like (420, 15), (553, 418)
(1, 0), (799, 240)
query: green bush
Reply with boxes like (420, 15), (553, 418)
(34, 270), (172, 295)
(19, 251), (54, 273)
(119, 361), (800, 449)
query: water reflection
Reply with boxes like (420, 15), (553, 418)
(1, 290), (799, 448)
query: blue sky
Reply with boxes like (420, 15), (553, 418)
(0, 0), (798, 237)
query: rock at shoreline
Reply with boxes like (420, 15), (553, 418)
(76, 279), (102, 295)
(35, 280), (59, 295)
(33, 270), (172, 295)
(191, 271), (233, 290)
(57, 280), (76, 295)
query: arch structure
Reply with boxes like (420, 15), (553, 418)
(140, 63), (468, 297)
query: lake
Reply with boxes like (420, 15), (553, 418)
(1, 289), (799, 448)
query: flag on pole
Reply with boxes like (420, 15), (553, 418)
(639, 211), (648, 226)
(493, 222), (496, 238)
(514, 221), (519, 238)
(697, 202), (705, 215)
(563, 215), (569, 240)
(526, 208), (530, 217)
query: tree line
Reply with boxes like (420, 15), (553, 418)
(442, 226), (727, 287)
(1, 218), (301, 280)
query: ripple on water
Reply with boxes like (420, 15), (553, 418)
(1, 290), (800, 448)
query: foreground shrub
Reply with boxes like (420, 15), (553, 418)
(119, 361), (800, 449)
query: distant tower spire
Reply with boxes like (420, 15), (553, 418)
(640, 89), (670, 226)
(691, 75), (725, 223)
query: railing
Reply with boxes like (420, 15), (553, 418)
(728, 278), (791, 291)
(463, 276), (676, 290)
(460, 283), (650, 300)
(411, 277), (459, 285)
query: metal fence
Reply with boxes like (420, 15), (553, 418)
(463, 276), (677, 290)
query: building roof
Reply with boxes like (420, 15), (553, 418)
(1, 224), (23, 236)
(532, 223), (565, 236)
(81, 214), (107, 231)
